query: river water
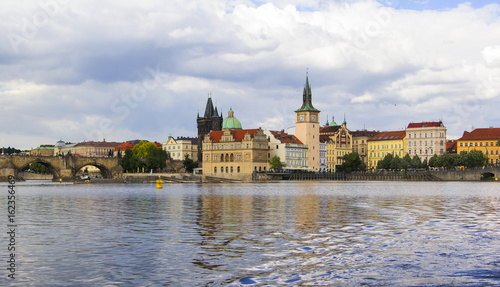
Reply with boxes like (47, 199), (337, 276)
(1, 181), (499, 286)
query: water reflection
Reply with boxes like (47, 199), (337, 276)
(1, 181), (499, 286)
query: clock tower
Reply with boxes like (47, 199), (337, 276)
(295, 72), (320, 171)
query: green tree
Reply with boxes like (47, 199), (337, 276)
(146, 145), (168, 172)
(402, 154), (412, 170)
(377, 153), (393, 170)
(122, 149), (134, 172)
(429, 154), (439, 167)
(269, 155), (283, 170)
(183, 154), (198, 173)
(465, 150), (487, 168)
(343, 152), (365, 173)
(132, 141), (157, 158)
(410, 155), (422, 169)
(23, 162), (50, 174)
(390, 155), (404, 170)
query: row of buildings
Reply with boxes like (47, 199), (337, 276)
(28, 74), (499, 179)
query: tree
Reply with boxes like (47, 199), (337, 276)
(465, 150), (487, 168)
(390, 155), (404, 170)
(377, 153), (393, 170)
(146, 145), (168, 172)
(429, 154), (439, 167)
(22, 162), (50, 174)
(342, 152), (365, 173)
(132, 141), (157, 158)
(410, 155), (422, 169)
(183, 154), (198, 173)
(269, 155), (283, 170)
(121, 149), (134, 172)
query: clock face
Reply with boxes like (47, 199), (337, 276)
(300, 115), (305, 122)
(311, 115), (316, 122)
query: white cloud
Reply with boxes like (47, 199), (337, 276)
(0, 0), (499, 148)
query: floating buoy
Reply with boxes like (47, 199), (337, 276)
(156, 179), (163, 189)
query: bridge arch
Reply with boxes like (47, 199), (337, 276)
(481, 172), (495, 181)
(18, 159), (61, 180)
(73, 162), (113, 179)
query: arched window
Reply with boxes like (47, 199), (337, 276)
(221, 154), (224, 162)
(221, 167), (224, 173)
(230, 166), (233, 173)
(230, 153), (234, 162)
(214, 167), (217, 174)
(237, 166), (240, 173)
(225, 166), (229, 173)
(226, 153), (230, 162)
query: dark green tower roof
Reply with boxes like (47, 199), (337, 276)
(295, 72), (320, 113)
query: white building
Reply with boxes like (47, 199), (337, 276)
(405, 121), (447, 163)
(162, 135), (198, 161)
(265, 130), (308, 170)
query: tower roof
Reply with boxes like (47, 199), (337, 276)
(222, 108), (242, 129)
(295, 72), (320, 113)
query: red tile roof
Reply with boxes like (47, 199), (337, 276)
(407, 121), (443, 128)
(446, 140), (457, 153)
(368, 131), (406, 141)
(320, 126), (341, 134)
(209, 129), (260, 143)
(269, 130), (304, 145)
(115, 142), (136, 151)
(458, 128), (500, 141)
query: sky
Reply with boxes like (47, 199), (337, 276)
(1, 0), (499, 150)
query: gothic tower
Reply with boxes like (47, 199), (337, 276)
(197, 96), (223, 163)
(295, 72), (320, 171)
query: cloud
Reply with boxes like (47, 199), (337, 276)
(0, 0), (499, 148)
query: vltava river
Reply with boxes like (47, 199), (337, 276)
(1, 181), (499, 286)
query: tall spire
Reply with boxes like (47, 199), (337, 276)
(295, 70), (320, 112)
(325, 114), (329, 126)
(343, 112), (347, 126)
(203, 96), (215, 118)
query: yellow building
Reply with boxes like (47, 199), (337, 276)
(368, 131), (406, 170)
(321, 124), (352, 172)
(202, 128), (269, 180)
(162, 135), (198, 161)
(351, 130), (379, 166)
(457, 127), (500, 166)
(30, 145), (55, 156)
(294, 73), (320, 171)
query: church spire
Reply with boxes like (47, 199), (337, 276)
(295, 71), (320, 113)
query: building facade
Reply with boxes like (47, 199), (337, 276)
(321, 124), (352, 172)
(406, 121), (447, 163)
(351, 130), (380, 166)
(368, 131), (406, 170)
(71, 141), (122, 157)
(202, 128), (269, 180)
(319, 136), (327, 172)
(30, 145), (54, 156)
(162, 135), (198, 161)
(457, 127), (500, 166)
(265, 130), (308, 170)
(197, 96), (223, 163)
(294, 73), (320, 171)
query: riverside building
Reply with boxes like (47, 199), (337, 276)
(405, 121), (447, 163)
(368, 131), (406, 170)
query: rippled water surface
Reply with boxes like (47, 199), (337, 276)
(1, 181), (499, 286)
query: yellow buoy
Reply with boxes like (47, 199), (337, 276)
(156, 179), (163, 189)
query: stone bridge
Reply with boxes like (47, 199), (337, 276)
(0, 155), (123, 181)
(431, 166), (500, 181)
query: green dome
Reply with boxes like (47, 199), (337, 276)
(222, 108), (242, 129)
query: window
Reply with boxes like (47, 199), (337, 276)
(226, 167), (228, 173)
(221, 167), (224, 173)
(237, 166), (240, 173)
(214, 167), (217, 173)
(230, 166), (233, 173)
(460, 143), (463, 147)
